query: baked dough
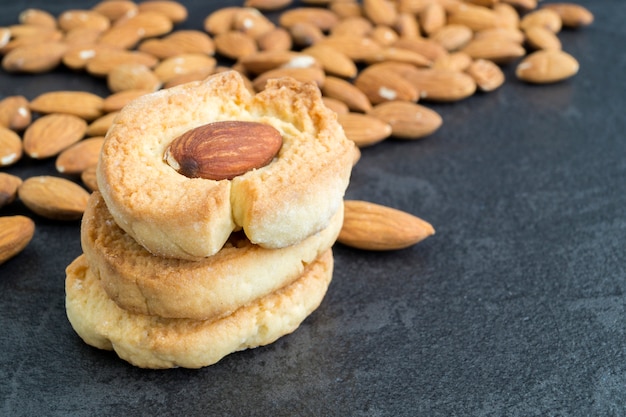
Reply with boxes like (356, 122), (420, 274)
(81, 191), (343, 320)
(97, 70), (354, 260)
(65, 249), (333, 369)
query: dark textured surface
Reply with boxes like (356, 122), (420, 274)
(1, 1), (624, 416)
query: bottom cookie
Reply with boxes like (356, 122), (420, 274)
(65, 249), (333, 369)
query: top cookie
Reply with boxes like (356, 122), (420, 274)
(97, 71), (354, 260)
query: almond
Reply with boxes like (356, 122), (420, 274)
(394, 12), (421, 39)
(461, 38), (526, 64)
(330, 16), (373, 38)
(316, 35), (383, 61)
(466, 58), (505, 92)
(55, 137), (106, 174)
(0, 95), (31, 131)
(81, 164), (99, 192)
(279, 7), (339, 32)
(524, 26), (562, 51)
(62, 44), (120, 70)
(18, 176), (90, 220)
(214, 30), (258, 60)
(153, 53), (217, 84)
(519, 8), (562, 33)
(361, 47), (432, 68)
(232, 7), (276, 40)
(354, 64), (420, 104)
(114, 10), (174, 39)
(244, 0), (294, 11)
(500, 0), (537, 11)
(138, 30), (215, 58)
(392, 37), (448, 62)
(322, 97), (349, 114)
(321, 76), (372, 113)
(301, 45), (357, 78)
(2, 41), (67, 73)
(164, 121), (283, 180)
(203, 7), (241, 35)
(85, 49), (159, 77)
(432, 51), (473, 72)
(419, 2), (446, 36)
(542, 3), (594, 28)
(137, 1), (188, 25)
(64, 27), (106, 47)
(23, 113), (87, 159)
(515, 49), (579, 84)
(430, 24), (474, 51)
(369, 25), (399, 47)
(252, 66), (325, 91)
(86, 112), (120, 137)
(0, 173), (22, 208)
(102, 89), (151, 112)
(238, 50), (307, 75)
(107, 63), (162, 92)
(368, 101), (442, 139)
(447, 4), (499, 31)
(362, 0), (398, 26)
(92, 0), (139, 22)
(289, 22), (325, 47)
(29, 91), (104, 121)
(0, 215), (35, 265)
(97, 24), (144, 49)
(163, 67), (216, 89)
(257, 27), (293, 51)
(57, 10), (111, 33)
(18, 8), (58, 29)
(338, 200), (435, 250)
(398, 68), (477, 102)
(0, 29), (64, 54)
(0, 126), (23, 167)
(337, 112), (392, 148)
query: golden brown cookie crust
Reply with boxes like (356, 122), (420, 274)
(97, 71), (354, 260)
(65, 250), (333, 369)
(81, 191), (343, 320)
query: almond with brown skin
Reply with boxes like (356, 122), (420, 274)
(18, 176), (90, 220)
(0, 215), (35, 265)
(164, 121), (283, 180)
(23, 114), (87, 159)
(252, 66), (325, 91)
(362, 0), (398, 26)
(102, 89), (151, 112)
(446, 4), (499, 31)
(400, 68), (477, 102)
(19, 8), (57, 29)
(519, 8), (562, 33)
(92, 0), (139, 22)
(86, 113), (119, 137)
(81, 164), (99, 192)
(337, 113), (392, 148)
(1, 29), (63, 54)
(2, 41), (67, 73)
(257, 27), (293, 51)
(153, 53), (217, 84)
(542, 3), (594, 28)
(368, 101), (443, 139)
(0, 95), (31, 131)
(114, 11), (174, 39)
(107, 63), (162, 92)
(214, 30), (258, 60)
(466, 58), (505, 92)
(524, 26), (562, 51)
(321, 76), (372, 113)
(316, 35), (383, 61)
(279, 7), (339, 31)
(137, 1), (188, 24)
(461, 38), (527, 64)
(0, 127), (23, 167)
(58, 9), (110, 33)
(85, 49), (159, 77)
(301, 45), (357, 78)
(338, 200), (435, 251)
(29, 91), (104, 121)
(354, 64), (420, 105)
(430, 24), (474, 52)
(56, 137), (106, 175)
(0, 173), (22, 208)
(515, 49), (579, 84)
(203, 7), (240, 35)
(97, 24), (144, 49)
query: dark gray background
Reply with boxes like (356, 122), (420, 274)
(1, 1), (624, 416)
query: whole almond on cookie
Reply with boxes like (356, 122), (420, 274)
(18, 176), (90, 220)
(338, 200), (435, 251)
(164, 121), (283, 180)
(0, 215), (35, 265)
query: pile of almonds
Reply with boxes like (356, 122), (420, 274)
(0, 0), (593, 265)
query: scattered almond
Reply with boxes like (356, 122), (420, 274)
(466, 59), (505, 92)
(2, 41), (67, 73)
(0, 172), (22, 208)
(23, 114), (87, 159)
(516, 49), (579, 84)
(0, 96), (31, 131)
(137, 1), (188, 25)
(107, 63), (162, 92)
(18, 176), (90, 220)
(338, 200), (435, 251)
(80, 165), (99, 192)
(0, 127), (23, 167)
(368, 101), (442, 139)
(55, 137), (106, 175)
(86, 112), (120, 137)
(29, 91), (104, 121)
(0, 215), (35, 265)
(337, 112), (392, 148)
(542, 3), (594, 28)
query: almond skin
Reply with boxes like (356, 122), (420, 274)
(18, 176), (90, 220)
(0, 215), (35, 265)
(164, 121), (283, 180)
(338, 200), (435, 251)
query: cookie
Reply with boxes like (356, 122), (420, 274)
(81, 191), (343, 320)
(97, 70), (354, 260)
(65, 249), (334, 369)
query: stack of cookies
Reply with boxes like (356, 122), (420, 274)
(64, 71), (355, 369)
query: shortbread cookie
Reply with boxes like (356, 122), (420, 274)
(81, 191), (343, 320)
(97, 70), (354, 260)
(65, 250), (333, 369)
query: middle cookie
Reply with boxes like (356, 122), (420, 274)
(81, 192), (343, 321)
